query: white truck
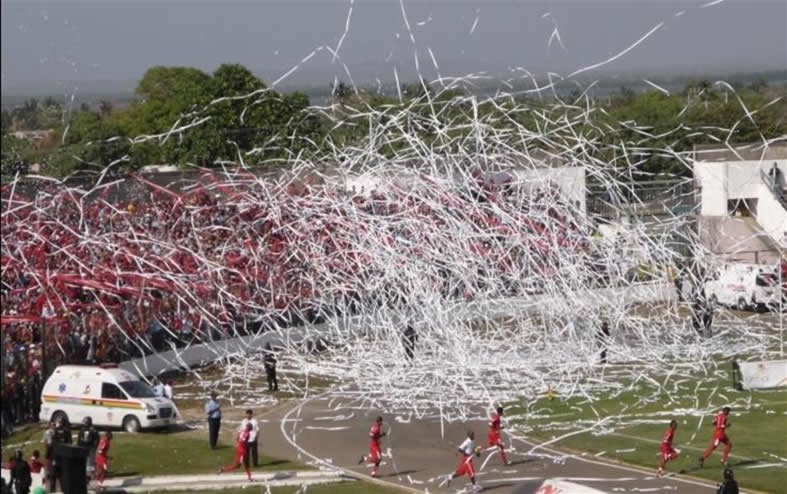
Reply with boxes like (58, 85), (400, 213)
(39, 364), (177, 432)
(705, 264), (780, 311)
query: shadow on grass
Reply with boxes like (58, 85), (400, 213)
(136, 423), (196, 434)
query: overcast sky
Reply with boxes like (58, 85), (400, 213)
(2, 0), (785, 92)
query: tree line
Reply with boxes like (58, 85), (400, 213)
(2, 64), (785, 179)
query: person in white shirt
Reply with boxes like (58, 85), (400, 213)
(447, 430), (480, 489)
(239, 409), (260, 467)
(152, 379), (165, 397)
(163, 380), (174, 400)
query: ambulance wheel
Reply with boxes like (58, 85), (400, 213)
(123, 415), (141, 433)
(51, 410), (68, 425)
(736, 298), (748, 311)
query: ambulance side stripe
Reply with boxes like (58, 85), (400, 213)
(42, 394), (144, 410)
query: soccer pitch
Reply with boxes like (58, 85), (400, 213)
(508, 369), (787, 493)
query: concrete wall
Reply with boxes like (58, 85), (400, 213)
(339, 166), (587, 213)
(695, 160), (787, 215)
(695, 159), (787, 251)
(512, 166), (587, 213)
(756, 182), (787, 247)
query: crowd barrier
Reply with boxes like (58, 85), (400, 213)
(120, 282), (673, 378)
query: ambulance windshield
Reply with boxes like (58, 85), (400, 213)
(119, 380), (157, 398)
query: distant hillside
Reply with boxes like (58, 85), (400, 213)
(3, 68), (785, 110)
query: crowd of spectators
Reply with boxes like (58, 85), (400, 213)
(1, 170), (589, 430)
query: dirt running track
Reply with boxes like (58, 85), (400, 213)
(259, 394), (722, 494)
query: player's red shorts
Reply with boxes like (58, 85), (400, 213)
(712, 432), (730, 446)
(455, 454), (475, 478)
(488, 430), (501, 447)
(660, 445), (678, 462)
(368, 442), (382, 463)
(96, 455), (109, 479)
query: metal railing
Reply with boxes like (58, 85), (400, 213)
(760, 169), (787, 210)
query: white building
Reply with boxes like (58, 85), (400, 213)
(693, 143), (787, 263)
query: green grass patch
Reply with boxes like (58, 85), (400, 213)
(160, 482), (404, 494)
(508, 373), (787, 493)
(1, 427), (307, 477)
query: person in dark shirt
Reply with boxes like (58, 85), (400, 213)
(717, 468), (739, 494)
(77, 417), (100, 480)
(263, 345), (278, 392)
(596, 320), (611, 364)
(9, 450), (32, 494)
(47, 418), (71, 492)
(402, 325), (417, 361)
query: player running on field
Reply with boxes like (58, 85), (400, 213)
(447, 430), (481, 490)
(700, 406), (732, 467)
(657, 420), (679, 477)
(488, 406), (510, 465)
(218, 423), (253, 481)
(358, 416), (386, 477)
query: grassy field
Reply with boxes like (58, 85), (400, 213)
(161, 482), (405, 494)
(507, 372), (787, 493)
(1, 426), (306, 477)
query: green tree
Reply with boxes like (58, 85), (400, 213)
(1, 110), (11, 135)
(0, 134), (31, 177)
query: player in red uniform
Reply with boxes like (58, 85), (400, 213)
(218, 423), (253, 481)
(700, 406), (732, 466)
(657, 420), (679, 477)
(95, 431), (112, 490)
(487, 406), (510, 465)
(358, 416), (387, 477)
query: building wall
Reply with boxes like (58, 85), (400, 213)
(695, 158), (787, 252)
(695, 159), (787, 215)
(511, 166), (586, 213)
(340, 166), (587, 213)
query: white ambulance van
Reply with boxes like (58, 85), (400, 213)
(705, 264), (780, 311)
(39, 364), (176, 433)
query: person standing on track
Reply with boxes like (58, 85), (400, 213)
(700, 406), (732, 467)
(402, 325), (417, 361)
(447, 430), (480, 490)
(657, 420), (679, 477)
(596, 319), (611, 364)
(77, 417), (100, 482)
(218, 423), (253, 481)
(205, 392), (222, 449)
(239, 409), (260, 467)
(487, 406), (509, 465)
(358, 416), (386, 477)
(263, 345), (279, 392)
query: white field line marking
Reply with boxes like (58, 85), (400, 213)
(279, 393), (422, 494)
(506, 433), (720, 491)
(608, 431), (780, 465)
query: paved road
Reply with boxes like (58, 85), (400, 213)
(261, 394), (720, 494)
